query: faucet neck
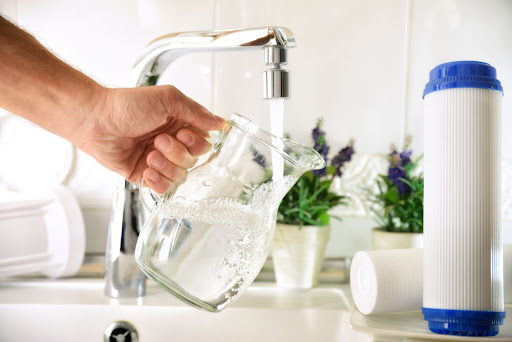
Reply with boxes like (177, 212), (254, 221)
(132, 26), (296, 94)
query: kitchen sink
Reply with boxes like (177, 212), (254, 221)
(0, 278), (369, 342)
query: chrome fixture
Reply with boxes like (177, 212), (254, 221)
(132, 26), (295, 98)
(263, 46), (290, 99)
(104, 180), (146, 298)
(105, 26), (295, 298)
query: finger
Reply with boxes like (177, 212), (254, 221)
(176, 128), (212, 157)
(147, 150), (188, 182)
(161, 85), (226, 131)
(154, 133), (198, 169)
(177, 125), (211, 139)
(143, 167), (173, 194)
(125, 143), (155, 184)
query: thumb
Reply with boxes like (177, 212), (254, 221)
(162, 85), (226, 131)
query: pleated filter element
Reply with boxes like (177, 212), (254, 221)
(424, 87), (503, 312)
(350, 248), (423, 315)
(351, 245), (512, 315)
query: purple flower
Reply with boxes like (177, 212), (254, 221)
(387, 148), (414, 195)
(387, 166), (408, 194)
(400, 150), (412, 167)
(309, 119), (355, 178)
(312, 126), (323, 144)
(311, 120), (330, 177)
(331, 143), (355, 177)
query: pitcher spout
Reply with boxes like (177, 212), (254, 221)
(227, 113), (325, 173)
(284, 140), (326, 172)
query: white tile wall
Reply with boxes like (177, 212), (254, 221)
(213, 0), (408, 153)
(406, 0), (512, 156)
(1, 0), (512, 257)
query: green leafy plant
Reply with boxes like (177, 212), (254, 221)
(277, 119), (355, 228)
(369, 143), (424, 233)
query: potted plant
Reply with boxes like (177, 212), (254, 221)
(368, 141), (424, 250)
(272, 119), (355, 288)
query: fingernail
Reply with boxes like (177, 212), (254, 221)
(150, 153), (166, 169)
(215, 115), (226, 123)
(155, 135), (172, 152)
(146, 169), (161, 183)
(179, 132), (194, 147)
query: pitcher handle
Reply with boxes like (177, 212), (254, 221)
(140, 177), (161, 212)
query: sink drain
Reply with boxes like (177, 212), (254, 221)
(104, 320), (139, 342)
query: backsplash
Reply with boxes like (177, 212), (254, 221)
(0, 0), (511, 256)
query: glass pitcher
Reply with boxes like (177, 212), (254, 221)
(135, 113), (325, 312)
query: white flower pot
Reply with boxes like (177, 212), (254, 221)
(272, 223), (331, 289)
(371, 228), (423, 250)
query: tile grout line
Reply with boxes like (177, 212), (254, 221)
(211, 0), (218, 114)
(399, 0), (412, 150)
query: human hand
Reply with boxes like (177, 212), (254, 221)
(0, 16), (224, 193)
(74, 85), (226, 193)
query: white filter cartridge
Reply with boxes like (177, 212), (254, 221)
(350, 245), (512, 315)
(422, 61), (505, 336)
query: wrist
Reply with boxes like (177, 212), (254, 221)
(67, 83), (109, 150)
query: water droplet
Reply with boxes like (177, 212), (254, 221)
(202, 180), (210, 187)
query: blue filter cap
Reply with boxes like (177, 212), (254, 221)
(422, 307), (506, 337)
(423, 61), (503, 98)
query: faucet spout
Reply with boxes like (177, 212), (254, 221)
(132, 26), (296, 99)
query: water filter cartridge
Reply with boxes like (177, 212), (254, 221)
(350, 245), (512, 315)
(423, 61), (505, 336)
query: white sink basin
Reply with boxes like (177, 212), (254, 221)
(0, 278), (370, 342)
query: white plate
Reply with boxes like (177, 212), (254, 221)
(0, 198), (52, 215)
(351, 306), (512, 341)
(0, 261), (52, 277)
(0, 253), (52, 268)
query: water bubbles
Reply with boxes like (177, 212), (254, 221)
(152, 176), (297, 310)
(237, 236), (250, 245)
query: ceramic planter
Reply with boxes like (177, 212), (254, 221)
(371, 228), (423, 250)
(271, 223), (331, 289)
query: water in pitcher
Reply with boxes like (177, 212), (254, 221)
(137, 175), (297, 311)
(136, 113), (326, 312)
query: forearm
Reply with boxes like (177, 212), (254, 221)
(0, 15), (106, 144)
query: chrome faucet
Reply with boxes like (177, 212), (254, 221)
(104, 179), (147, 298)
(104, 26), (295, 298)
(132, 26), (296, 96)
